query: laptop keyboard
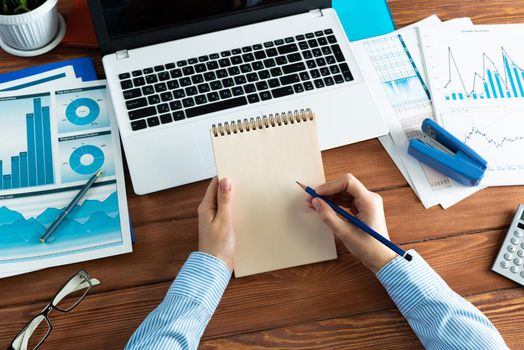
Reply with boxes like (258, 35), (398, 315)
(118, 29), (354, 131)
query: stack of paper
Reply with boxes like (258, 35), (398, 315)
(351, 15), (482, 208)
(0, 64), (132, 278)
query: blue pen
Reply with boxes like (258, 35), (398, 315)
(297, 181), (412, 262)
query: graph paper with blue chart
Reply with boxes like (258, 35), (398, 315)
(56, 85), (110, 134)
(419, 24), (524, 186)
(0, 81), (131, 275)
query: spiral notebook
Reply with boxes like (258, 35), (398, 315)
(211, 109), (337, 277)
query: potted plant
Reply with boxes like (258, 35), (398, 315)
(0, 0), (64, 55)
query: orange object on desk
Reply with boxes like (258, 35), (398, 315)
(61, 0), (98, 48)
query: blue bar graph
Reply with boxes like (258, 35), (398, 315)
(0, 97), (54, 191)
(445, 48), (524, 101)
(42, 106), (54, 184)
(20, 152), (28, 187)
(11, 156), (19, 189)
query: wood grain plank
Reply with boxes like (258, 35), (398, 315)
(387, 0), (524, 28)
(0, 229), (518, 349)
(200, 288), (524, 350)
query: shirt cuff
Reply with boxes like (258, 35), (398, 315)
(168, 252), (232, 316)
(376, 249), (447, 317)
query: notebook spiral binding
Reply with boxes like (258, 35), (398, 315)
(212, 108), (314, 137)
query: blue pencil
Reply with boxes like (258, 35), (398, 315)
(297, 181), (412, 262)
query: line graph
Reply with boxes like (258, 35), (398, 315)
(444, 47), (524, 100)
(464, 125), (524, 149)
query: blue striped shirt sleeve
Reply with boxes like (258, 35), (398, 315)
(125, 252), (231, 350)
(376, 250), (508, 349)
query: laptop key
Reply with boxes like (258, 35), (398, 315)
(263, 58), (276, 68)
(126, 97), (147, 110)
(327, 35), (337, 44)
(154, 65), (165, 72)
(325, 29), (334, 34)
(131, 119), (147, 131)
(167, 80), (179, 90)
(180, 78), (192, 87)
(307, 60), (316, 69)
(188, 58), (198, 64)
(339, 63), (350, 72)
(306, 33), (314, 38)
(182, 98), (195, 108)
(228, 66), (241, 76)
(258, 70), (270, 80)
(148, 95), (161, 104)
(275, 56), (287, 65)
(330, 65), (340, 74)
(321, 46), (331, 55)
(170, 101), (182, 110)
(232, 48), (241, 55)
(235, 75), (247, 85)
(247, 73), (258, 82)
(252, 61), (264, 70)
(343, 71), (354, 82)
(285, 37), (294, 43)
(219, 58), (231, 67)
(244, 84), (256, 93)
(185, 96), (248, 118)
(173, 111), (185, 121)
(270, 67), (283, 77)
(282, 62), (306, 74)
(280, 74), (300, 85)
(160, 113), (173, 124)
(207, 92), (220, 101)
(320, 67), (330, 76)
(147, 116), (160, 127)
(119, 73), (131, 80)
(144, 68), (154, 74)
(334, 74), (345, 84)
(161, 92), (173, 101)
(210, 53), (220, 59)
(157, 103), (170, 113)
(242, 53), (255, 62)
(207, 61), (219, 70)
(195, 95), (208, 105)
(198, 55), (209, 62)
(324, 77), (335, 86)
(219, 89), (232, 99)
(296, 34), (305, 40)
(315, 31), (324, 37)
(123, 88), (142, 100)
(287, 53), (301, 62)
(304, 81), (314, 90)
(183, 66), (195, 76)
(264, 41), (274, 47)
(204, 72), (216, 81)
(177, 60), (187, 67)
(232, 87), (244, 96)
(242, 46), (252, 52)
(312, 48), (322, 57)
(274, 39), (284, 45)
(253, 44), (262, 50)
(133, 77), (145, 87)
(331, 44), (345, 62)
(129, 106), (156, 120)
(198, 83), (211, 93)
(146, 75), (158, 84)
(240, 64), (252, 73)
(195, 64), (207, 73)
(186, 86), (198, 96)
(170, 69), (182, 78)
(223, 78), (234, 87)
(293, 83), (304, 93)
(272, 86), (294, 98)
(266, 48), (278, 57)
(254, 51), (266, 60)
(231, 56), (242, 65)
(256, 81), (268, 91)
(268, 78), (280, 88)
(316, 58), (327, 67)
(308, 39), (318, 48)
(278, 44), (298, 55)
(247, 93), (260, 103)
(142, 86), (155, 95)
(299, 71), (310, 81)
(155, 82), (167, 92)
(192, 74), (204, 84)
(166, 63), (176, 69)
(173, 89), (185, 99)
(310, 69), (320, 78)
(314, 79), (325, 88)
(210, 81), (223, 90)
(221, 50), (231, 57)
(259, 91), (272, 100)
(216, 69), (228, 78)
(132, 70), (142, 77)
(326, 55), (336, 65)
(299, 41), (308, 50)
(318, 37), (328, 46)
(159, 71), (170, 81)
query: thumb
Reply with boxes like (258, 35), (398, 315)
(312, 198), (350, 238)
(216, 178), (233, 221)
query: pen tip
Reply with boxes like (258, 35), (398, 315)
(95, 169), (103, 177)
(296, 181), (306, 190)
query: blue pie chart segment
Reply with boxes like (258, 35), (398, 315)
(69, 145), (105, 175)
(65, 98), (100, 126)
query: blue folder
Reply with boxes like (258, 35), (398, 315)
(333, 0), (395, 41)
(0, 57), (97, 84)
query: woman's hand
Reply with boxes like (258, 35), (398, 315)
(198, 177), (236, 271)
(307, 174), (397, 273)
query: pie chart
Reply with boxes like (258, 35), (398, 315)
(69, 145), (105, 175)
(65, 98), (100, 126)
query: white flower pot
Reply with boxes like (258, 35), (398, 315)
(0, 0), (59, 51)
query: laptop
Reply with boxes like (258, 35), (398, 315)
(88, 0), (388, 195)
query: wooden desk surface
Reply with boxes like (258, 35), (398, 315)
(1, 1), (524, 349)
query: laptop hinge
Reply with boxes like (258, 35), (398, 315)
(309, 9), (323, 18)
(116, 50), (129, 60)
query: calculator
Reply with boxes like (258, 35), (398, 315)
(492, 204), (524, 286)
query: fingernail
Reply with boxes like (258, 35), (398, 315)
(220, 178), (231, 192)
(312, 198), (321, 211)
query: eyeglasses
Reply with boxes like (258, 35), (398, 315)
(8, 270), (100, 350)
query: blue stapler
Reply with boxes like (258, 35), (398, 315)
(408, 119), (488, 186)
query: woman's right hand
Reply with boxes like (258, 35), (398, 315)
(306, 174), (397, 273)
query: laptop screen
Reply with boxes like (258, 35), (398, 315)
(100, 0), (294, 38)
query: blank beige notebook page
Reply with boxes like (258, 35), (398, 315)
(211, 110), (337, 278)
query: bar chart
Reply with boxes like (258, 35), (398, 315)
(444, 47), (524, 101)
(0, 94), (55, 191)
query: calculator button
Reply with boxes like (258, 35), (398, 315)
(500, 261), (509, 269)
(515, 230), (523, 237)
(508, 245), (516, 253)
(514, 258), (523, 266)
(521, 242), (524, 249)
(510, 266), (519, 273)
(504, 253), (512, 260)
(518, 250), (524, 257)
(511, 237), (520, 245)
